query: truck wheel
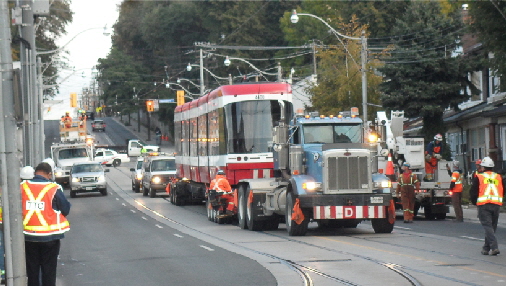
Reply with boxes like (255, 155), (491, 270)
(285, 192), (309, 236)
(70, 190), (77, 198)
(371, 218), (394, 233)
(149, 187), (156, 198)
(424, 205), (436, 220)
(436, 213), (446, 220)
(238, 185), (248, 229)
(112, 159), (121, 167)
(414, 202), (421, 217)
(173, 186), (185, 206)
(142, 186), (148, 197)
(246, 190), (264, 231)
(206, 200), (213, 221)
(100, 189), (108, 196)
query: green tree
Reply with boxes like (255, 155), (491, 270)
(378, 2), (479, 141)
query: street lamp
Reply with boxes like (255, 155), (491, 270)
(186, 63), (232, 85)
(290, 9), (369, 128)
(223, 56), (279, 82)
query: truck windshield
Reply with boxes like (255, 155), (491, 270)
(72, 164), (103, 173)
(303, 123), (362, 144)
(151, 159), (176, 171)
(59, 148), (88, 159)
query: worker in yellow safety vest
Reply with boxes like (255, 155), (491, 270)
(21, 162), (71, 285)
(470, 156), (504, 256)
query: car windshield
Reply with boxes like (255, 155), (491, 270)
(151, 159), (175, 171)
(59, 148), (88, 159)
(72, 164), (103, 173)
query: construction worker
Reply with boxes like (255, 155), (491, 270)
(210, 170), (234, 218)
(449, 161), (464, 222)
(396, 162), (420, 223)
(425, 133), (443, 181)
(63, 112), (73, 128)
(22, 162), (71, 285)
(470, 156), (503, 256)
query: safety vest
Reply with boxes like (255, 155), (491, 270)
(433, 145), (441, 154)
(21, 181), (70, 236)
(451, 171), (463, 192)
(210, 176), (231, 192)
(477, 172), (504, 206)
(398, 172), (419, 186)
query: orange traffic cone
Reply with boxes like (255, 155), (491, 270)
(386, 152), (395, 180)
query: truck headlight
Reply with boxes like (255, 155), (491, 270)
(302, 182), (322, 191)
(55, 171), (64, 177)
(152, 176), (161, 184)
(136, 173), (143, 180)
(374, 181), (391, 188)
(71, 177), (80, 183)
(98, 175), (105, 181)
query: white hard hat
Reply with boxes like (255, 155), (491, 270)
(20, 166), (35, 180)
(434, 134), (443, 141)
(481, 157), (495, 168)
(42, 158), (55, 171)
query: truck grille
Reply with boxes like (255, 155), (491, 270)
(324, 150), (370, 194)
(81, 177), (97, 182)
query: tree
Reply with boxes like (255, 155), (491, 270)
(378, 2), (480, 141)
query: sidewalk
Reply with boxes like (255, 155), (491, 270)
(112, 115), (174, 154)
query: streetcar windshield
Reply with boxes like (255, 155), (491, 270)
(303, 123), (362, 144)
(224, 100), (292, 154)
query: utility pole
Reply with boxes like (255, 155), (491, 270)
(277, 62), (282, 82)
(361, 31), (368, 129)
(0, 1), (27, 284)
(199, 48), (204, 96)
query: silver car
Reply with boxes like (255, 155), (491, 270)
(130, 157), (144, 193)
(69, 161), (109, 198)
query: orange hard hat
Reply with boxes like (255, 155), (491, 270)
(476, 159), (482, 165)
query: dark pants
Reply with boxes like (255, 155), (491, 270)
(452, 192), (463, 221)
(478, 204), (501, 251)
(25, 240), (61, 286)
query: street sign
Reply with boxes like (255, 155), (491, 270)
(159, 99), (175, 103)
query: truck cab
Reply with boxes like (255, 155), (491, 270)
(51, 143), (92, 186)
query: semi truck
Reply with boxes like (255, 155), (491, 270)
(168, 82), (395, 236)
(374, 111), (453, 219)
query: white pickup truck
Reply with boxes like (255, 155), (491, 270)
(127, 139), (160, 157)
(95, 149), (130, 167)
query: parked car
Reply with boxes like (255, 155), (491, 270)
(92, 119), (106, 132)
(130, 157), (144, 193)
(69, 161), (109, 198)
(141, 154), (176, 198)
(95, 148), (130, 167)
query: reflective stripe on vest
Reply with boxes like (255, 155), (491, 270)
(451, 172), (463, 192)
(399, 173), (418, 186)
(213, 178), (226, 192)
(477, 172), (504, 205)
(22, 182), (70, 235)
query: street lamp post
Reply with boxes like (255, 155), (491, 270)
(290, 10), (369, 128)
(223, 56), (280, 82)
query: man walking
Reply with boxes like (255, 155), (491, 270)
(22, 162), (71, 285)
(470, 156), (503, 256)
(449, 161), (464, 222)
(396, 162), (420, 223)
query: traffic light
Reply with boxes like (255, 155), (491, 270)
(146, 100), (154, 112)
(70, 92), (77, 108)
(177, 90), (185, 106)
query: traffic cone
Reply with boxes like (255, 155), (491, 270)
(386, 152), (395, 181)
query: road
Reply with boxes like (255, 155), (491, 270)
(47, 118), (506, 286)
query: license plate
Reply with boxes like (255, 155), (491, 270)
(371, 197), (383, 204)
(85, 187), (94, 191)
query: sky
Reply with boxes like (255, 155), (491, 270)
(44, 0), (122, 120)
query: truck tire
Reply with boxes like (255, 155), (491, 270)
(237, 185), (248, 229)
(424, 205), (436, 220)
(371, 218), (394, 233)
(149, 187), (156, 198)
(286, 192), (309, 236)
(142, 186), (148, 197)
(436, 213), (446, 220)
(206, 200), (213, 221)
(247, 198), (264, 231)
(413, 202), (421, 217)
(100, 189), (108, 196)
(173, 185), (185, 206)
(70, 190), (77, 198)
(112, 159), (121, 167)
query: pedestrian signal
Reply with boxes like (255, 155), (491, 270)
(177, 90), (185, 106)
(70, 92), (77, 108)
(146, 100), (154, 112)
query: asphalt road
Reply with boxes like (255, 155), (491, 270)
(46, 117), (506, 286)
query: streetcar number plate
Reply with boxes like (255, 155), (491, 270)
(371, 197), (383, 204)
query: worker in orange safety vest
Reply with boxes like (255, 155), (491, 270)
(210, 170), (234, 218)
(396, 162), (420, 223)
(63, 112), (72, 128)
(425, 133), (443, 181)
(470, 156), (504, 256)
(449, 161), (464, 222)
(22, 162), (71, 285)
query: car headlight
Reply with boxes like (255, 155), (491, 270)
(98, 175), (106, 181)
(71, 177), (80, 183)
(302, 182), (322, 191)
(55, 171), (64, 177)
(152, 176), (161, 184)
(136, 173), (143, 180)
(374, 180), (391, 188)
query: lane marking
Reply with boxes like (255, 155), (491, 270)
(393, 226), (411, 230)
(115, 198), (119, 201)
(200, 245), (215, 251)
(460, 236), (484, 241)
(155, 224), (163, 229)
(142, 217), (148, 220)
(122, 203), (126, 206)
(174, 234), (183, 238)
(130, 209), (136, 213)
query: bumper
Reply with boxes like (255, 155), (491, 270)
(71, 183), (107, 192)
